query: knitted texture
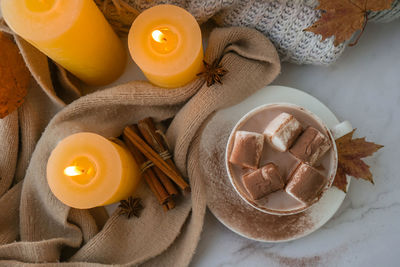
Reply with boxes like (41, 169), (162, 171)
(127, 0), (400, 65)
(0, 27), (280, 266)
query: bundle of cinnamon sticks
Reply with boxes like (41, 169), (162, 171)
(122, 118), (189, 211)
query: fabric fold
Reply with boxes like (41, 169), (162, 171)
(0, 27), (280, 266)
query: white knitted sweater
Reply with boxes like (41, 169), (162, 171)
(127, 0), (400, 65)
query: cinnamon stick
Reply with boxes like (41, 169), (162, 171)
(138, 118), (166, 152)
(122, 132), (170, 205)
(162, 199), (176, 211)
(166, 199), (175, 209)
(137, 118), (190, 191)
(163, 204), (169, 212)
(127, 125), (178, 197)
(124, 126), (189, 191)
(152, 165), (179, 197)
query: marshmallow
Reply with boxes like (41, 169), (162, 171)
(263, 112), (302, 152)
(285, 162), (327, 204)
(229, 131), (264, 169)
(242, 163), (284, 200)
(290, 126), (331, 166)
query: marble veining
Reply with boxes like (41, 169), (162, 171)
(191, 19), (400, 267)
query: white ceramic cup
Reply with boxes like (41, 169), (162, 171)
(225, 103), (352, 215)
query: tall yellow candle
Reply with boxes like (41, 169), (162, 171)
(47, 133), (141, 209)
(1, 0), (126, 85)
(128, 4), (204, 88)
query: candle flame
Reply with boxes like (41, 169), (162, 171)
(152, 30), (166, 43)
(64, 166), (85, 177)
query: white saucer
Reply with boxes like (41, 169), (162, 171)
(206, 85), (350, 242)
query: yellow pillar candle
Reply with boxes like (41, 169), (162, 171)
(47, 133), (141, 209)
(128, 4), (204, 88)
(1, 0), (126, 85)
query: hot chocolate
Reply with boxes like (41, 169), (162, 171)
(226, 104), (336, 215)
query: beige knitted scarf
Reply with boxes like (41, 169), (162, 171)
(0, 26), (280, 266)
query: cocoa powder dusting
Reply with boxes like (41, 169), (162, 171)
(266, 253), (321, 267)
(234, 242), (350, 266)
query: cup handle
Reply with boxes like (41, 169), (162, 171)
(331, 121), (353, 140)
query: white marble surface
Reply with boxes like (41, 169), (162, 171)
(191, 20), (400, 267)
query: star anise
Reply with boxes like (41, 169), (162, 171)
(118, 197), (143, 219)
(197, 58), (228, 87)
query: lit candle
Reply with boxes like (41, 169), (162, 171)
(47, 133), (141, 209)
(128, 4), (204, 88)
(1, 0), (126, 85)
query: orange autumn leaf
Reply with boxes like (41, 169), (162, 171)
(0, 32), (30, 119)
(333, 164), (348, 193)
(333, 129), (383, 192)
(305, 0), (394, 46)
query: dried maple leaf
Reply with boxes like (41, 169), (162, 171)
(197, 59), (228, 87)
(305, 0), (394, 46)
(118, 197), (143, 219)
(333, 129), (383, 192)
(0, 33), (30, 119)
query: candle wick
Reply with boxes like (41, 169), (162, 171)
(64, 166), (86, 176)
